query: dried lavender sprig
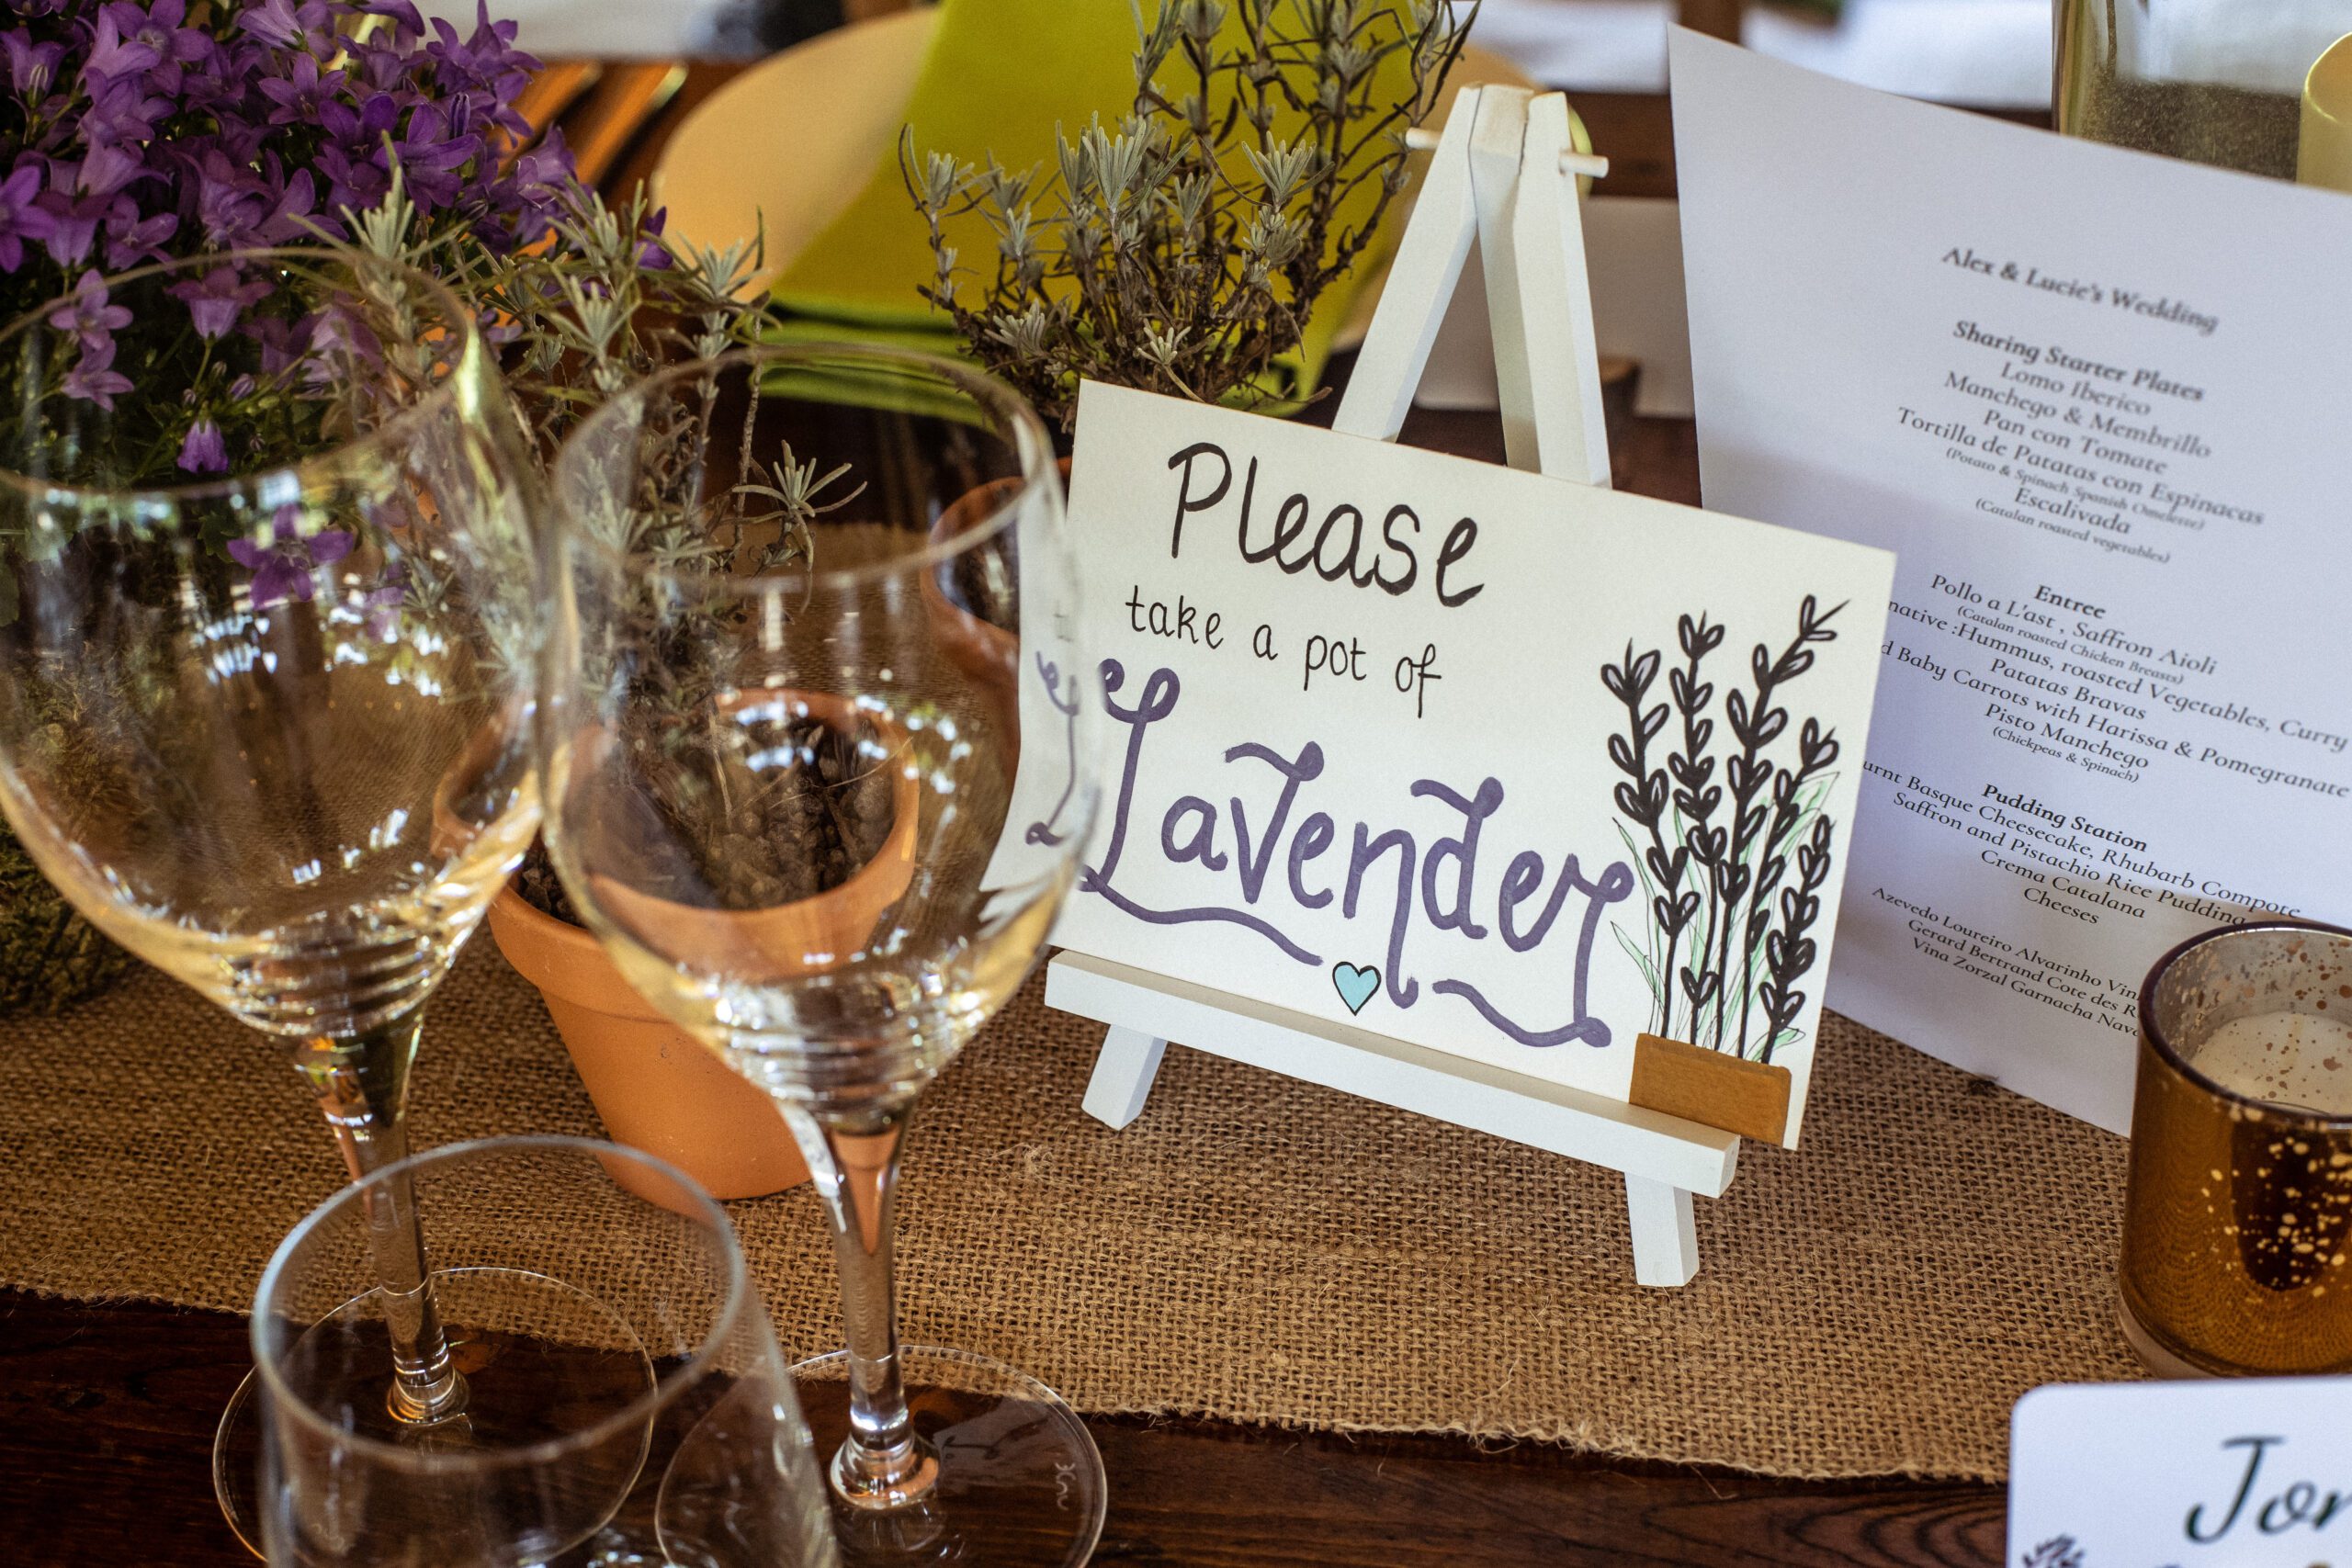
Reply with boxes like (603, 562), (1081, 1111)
(1706, 596), (1839, 1052)
(1756, 814), (1834, 1065)
(1662, 613), (1722, 1042)
(1600, 640), (1677, 1030)
(1737, 716), (1838, 1056)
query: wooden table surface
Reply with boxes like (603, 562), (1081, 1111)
(4, 55), (2012, 1568)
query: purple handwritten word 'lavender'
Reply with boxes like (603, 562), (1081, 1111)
(1069, 659), (1634, 1051)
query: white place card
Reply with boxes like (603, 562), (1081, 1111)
(1672, 30), (2352, 1132)
(1024, 380), (1893, 1145)
(2010, 1379), (2352, 1567)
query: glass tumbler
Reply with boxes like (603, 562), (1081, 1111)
(2055, 0), (2352, 176)
(253, 1134), (839, 1568)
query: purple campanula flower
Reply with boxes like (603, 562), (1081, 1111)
(82, 9), (163, 85)
(66, 145), (143, 203)
(82, 71), (174, 145)
(241, 312), (309, 377)
(193, 150), (319, 248)
(315, 143), (391, 219)
(228, 525), (353, 609)
(2, 32), (67, 103)
(237, 0), (335, 54)
(362, 562), (407, 640)
(428, 6), (532, 96)
(167, 265), (273, 340)
(339, 35), (412, 95)
(0, 0), (640, 445)
(258, 51), (345, 127)
(516, 123), (574, 186)
(357, 0), (427, 40)
(0, 164), (55, 272)
(179, 49), (246, 118)
(320, 87), (403, 150)
(635, 205), (672, 271)
(35, 188), (103, 266)
(391, 100), (482, 213)
(60, 338), (132, 410)
(301, 301), (385, 383)
(100, 0), (214, 92)
(101, 201), (175, 270)
(176, 416), (227, 475)
(48, 270), (131, 350)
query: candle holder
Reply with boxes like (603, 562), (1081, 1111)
(2054, 0), (2352, 178)
(2120, 921), (2352, 1377)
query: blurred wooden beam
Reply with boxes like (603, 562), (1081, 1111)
(1677, 0), (1743, 40)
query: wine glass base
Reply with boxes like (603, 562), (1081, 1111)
(212, 1265), (658, 1559)
(672, 1345), (1105, 1566)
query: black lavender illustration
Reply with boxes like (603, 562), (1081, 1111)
(1601, 597), (1844, 1064)
(2019, 1538), (2085, 1568)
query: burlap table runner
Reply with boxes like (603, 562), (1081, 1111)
(0, 940), (2141, 1482)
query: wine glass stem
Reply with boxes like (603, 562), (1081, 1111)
(790, 1094), (940, 1510)
(290, 1006), (469, 1426)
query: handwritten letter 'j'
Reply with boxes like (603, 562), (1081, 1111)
(1029, 383), (1894, 1145)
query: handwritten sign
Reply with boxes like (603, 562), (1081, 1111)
(2011, 1379), (2352, 1567)
(1023, 382), (1893, 1145)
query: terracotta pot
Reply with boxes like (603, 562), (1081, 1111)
(919, 458), (1071, 741)
(489, 887), (808, 1202)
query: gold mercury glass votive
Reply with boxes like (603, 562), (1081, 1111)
(2120, 922), (2352, 1376)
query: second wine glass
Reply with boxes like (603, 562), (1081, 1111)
(543, 344), (1103, 1565)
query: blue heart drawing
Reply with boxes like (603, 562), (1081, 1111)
(1332, 963), (1381, 1015)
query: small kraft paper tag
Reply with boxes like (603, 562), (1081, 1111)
(1628, 1033), (1792, 1144)
(2009, 1379), (2352, 1567)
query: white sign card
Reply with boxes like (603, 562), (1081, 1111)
(1021, 380), (1894, 1145)
(2010, 1379), (2352, 1567)
(1672, 31), (2352, 1132)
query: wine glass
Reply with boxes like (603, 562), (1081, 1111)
(254, 1134), (841, 1567)
(0, 249), (571, 1552)
(542, 344), (1104, 1565)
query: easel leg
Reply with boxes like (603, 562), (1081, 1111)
(1623, 1173), (1700, 1288)
(1080, 1025), (1169, 1130)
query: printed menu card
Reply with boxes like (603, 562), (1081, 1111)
(1673, 29), (2352, 1131)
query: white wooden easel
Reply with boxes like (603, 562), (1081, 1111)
(1046, 86), (1743, 1287)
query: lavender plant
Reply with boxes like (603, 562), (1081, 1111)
(1603, 598), (1844, 1064)
(905, 0), (1476, 432)
(345, 176), (877, 919)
